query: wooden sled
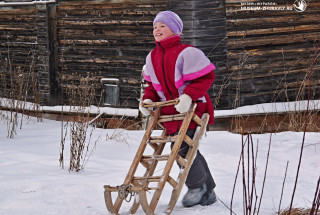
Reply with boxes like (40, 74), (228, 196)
(103, 99), (210, 215)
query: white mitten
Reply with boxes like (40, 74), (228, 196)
(175, 94), (192, 113)
(139, 99), (153, 116)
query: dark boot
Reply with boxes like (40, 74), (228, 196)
(199, 189), (217, 206)
(182, 184), (207, 207)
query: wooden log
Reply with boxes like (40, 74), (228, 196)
(227, 32), (319, 49)
(227, 14), (320, 27)
(228, 58), (313, 73)
(0, 7), (36, 14)
(227, 24), (320, 37)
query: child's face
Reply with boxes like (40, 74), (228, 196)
(153, 22), (175, 42)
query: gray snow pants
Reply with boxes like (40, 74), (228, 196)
(171, 129), (216, 191)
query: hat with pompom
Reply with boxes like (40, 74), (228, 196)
(153, 11), (183, 35)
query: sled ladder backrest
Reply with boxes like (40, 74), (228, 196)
(104, 99), (210, 215)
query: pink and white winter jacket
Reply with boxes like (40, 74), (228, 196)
(142, 35), (215, 134)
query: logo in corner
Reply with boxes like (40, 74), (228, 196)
(293, 0), (307, 12)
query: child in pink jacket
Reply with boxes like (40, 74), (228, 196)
(139, 11), (217, 207)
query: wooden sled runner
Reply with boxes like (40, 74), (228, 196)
(103, 99), (210, 215)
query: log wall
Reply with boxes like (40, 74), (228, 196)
(167, 0), (228, 108)
(0, 5), (38, 97)
(225, 0), (320, 109)
(0, 0), (319, 111)
(0, 6), (37, 68)
(56, 0), (166, 108)
(0, 2), (56, 104)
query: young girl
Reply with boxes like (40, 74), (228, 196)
(139, 10), (217, 207)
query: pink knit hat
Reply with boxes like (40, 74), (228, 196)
(153, 11), (183, 35)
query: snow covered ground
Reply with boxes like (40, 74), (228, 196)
(0, 111), (319, 215)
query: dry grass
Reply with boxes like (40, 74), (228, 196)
(278, 208), (320, 215)
(0, 46), (41, 138)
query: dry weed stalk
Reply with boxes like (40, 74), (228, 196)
(59, 114), (68, 169)
(275, 40), (320, 133)
(106, 127), (130, 145)
(231, 52), (249, 133)
(284, 71), (320, 132)
(101, 112), (138, 145)
(213, 69), (237, 109)
(62, 73), (102, 172)
(0, 43), (41, 138)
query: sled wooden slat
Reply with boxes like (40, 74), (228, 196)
(149, 138), (175, 144)
(183, 135), (194, 147)
(157, 122), (165, 130)
(176, 155), (187, 168)
(104, 185), (154, 192)
(159, 113), (186, 119)
(150, 111), (167, 131)
(104, 188), (118, 214)
(133, 176), (161, 183)
(167, 175), (178, 188)
(103, 100), (210, 215)
(149, 135), (177, 143)
(142, 99), (179, 108)
(158, 116), (185, 123)
(140, 160), (151, 169)
(147, 141), (159, 150)
(149, 136), (163, 139)
(139, 191), (155, 215)
(192, 114), (203, 126)
(141, 154), (170, 162)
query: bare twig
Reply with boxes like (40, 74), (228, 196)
(241, 132), (248, 215)
(218, 196), (237, 215)
(257, 132), (272, 214)
(310, 176), (320, 215)
(230, 133), (248, 214)
(278, 161), (289, 215)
